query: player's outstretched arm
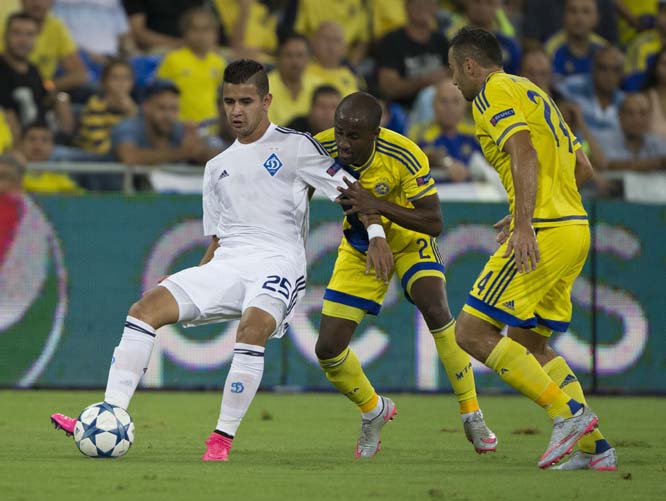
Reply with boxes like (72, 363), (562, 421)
(337, 177), (443, 236)
(198, 236), (219, 266)
(503, 131), (540, 273)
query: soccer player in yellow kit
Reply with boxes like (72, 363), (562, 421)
(314, 92), (497, 459)
(448, 27), (616, 470)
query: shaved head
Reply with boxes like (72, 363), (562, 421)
(335, 92), (382, 131)
(333, 92), (382, 166)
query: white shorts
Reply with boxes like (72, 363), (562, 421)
(160, 248), (306, 339)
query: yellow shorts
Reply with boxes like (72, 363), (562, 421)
(463, 224), (590, 337)
(322, 235), (446, 323)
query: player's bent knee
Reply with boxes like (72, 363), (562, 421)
(236, 325), (272, 346)
(419, 302), (452, 329)
(316, 315), (356, 360)
(236, 307), (277, 346)
(128, 299), (155, 326)
(127, 287), (179, 329)
(315, 336), (346, 361)
(454, 313), (477, 354)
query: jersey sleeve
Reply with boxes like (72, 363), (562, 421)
(296, 134), (346, 201)
(397, 142), (437, 202)
(156, 53), (175, 81)
(202, 161), (221, 236)
(473, 80), (530, 151)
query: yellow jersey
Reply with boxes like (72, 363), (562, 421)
(213, 0), (277, 54)
(23, 171), (80, 194)
(472, 71), (587, 228)
(305, 63), (362, 98)
(369, 0), (406, 40)
(267, 69), (322, 126)
(0, 14), (77, 81)
(0, 111), (12, 153)
(315, 127), (437, 253)
(156, 47), (225, 123)
(294, 0), (369, 49)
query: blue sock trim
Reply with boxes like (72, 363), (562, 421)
(566, 398), (583, 416)
(595, 439), (612, 454)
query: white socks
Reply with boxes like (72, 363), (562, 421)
(104, 316), (155, 409)
(215, 343), (265, 437)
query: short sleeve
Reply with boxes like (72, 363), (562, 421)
(156, 53), (175, 81)
(54, 18), (77, 58)
(296, 134), (345, 201)
(396, 143), (437, 202)
(112, 5), (130, 35)
(111, 118), (138, 150)
(202, 162), (221, 236)
(473, 81), (530, 150)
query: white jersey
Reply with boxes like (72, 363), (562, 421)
(202, 123), (345, 257)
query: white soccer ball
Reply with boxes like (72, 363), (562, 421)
(74, 402), (135, 458)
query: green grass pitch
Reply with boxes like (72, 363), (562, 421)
(2, 391), (664, 500)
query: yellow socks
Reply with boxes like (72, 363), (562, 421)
(544, 356), (611, 454)
(431, 320), (479, 414)
(318, 347), (378, 413)
(486, 337), (582, 419)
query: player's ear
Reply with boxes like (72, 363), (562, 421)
(263, 92), (273, 109)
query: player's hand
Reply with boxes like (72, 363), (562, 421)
(336, 177), (382, 215)
(493, 214), (512, 244)
(366, 237), (394, 283)
(504, 223), (540, 273)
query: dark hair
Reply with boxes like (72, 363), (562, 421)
(311, 85), (341, 106)
(144, 79), (180, 100)
(5, 12), (38, 32)
(100, 58), (134, 84)
(223, 59), (269, 96)
(22, 120), (51, 136)
(449, 27), (503, 68)
(643, 47), (666, 90)
(278, 31), (310, 52)
(180, 6), (217, 35)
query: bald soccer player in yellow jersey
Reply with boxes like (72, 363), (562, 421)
(314, 92), (497, 459)
(448, 27), (617, 471)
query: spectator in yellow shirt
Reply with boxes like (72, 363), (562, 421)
(156, 7), (225, 124)
(292, 0), (369, 65)
(307, 21), (363, 99)
(0, 111), (13, 152)
(20, 121), (80, 193)
(267, 33), (322, 126)
(213, 0), (277, 60)
(0, 0), (88, 92)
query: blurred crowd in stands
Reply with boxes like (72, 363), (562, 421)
(1, 0), (666, 200)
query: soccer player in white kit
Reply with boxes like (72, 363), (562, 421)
(50, 59), (394, 461)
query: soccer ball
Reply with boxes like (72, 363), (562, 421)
(74, 402), (135, 458)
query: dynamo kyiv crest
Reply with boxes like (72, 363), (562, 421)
(263, 153), (283, 176)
